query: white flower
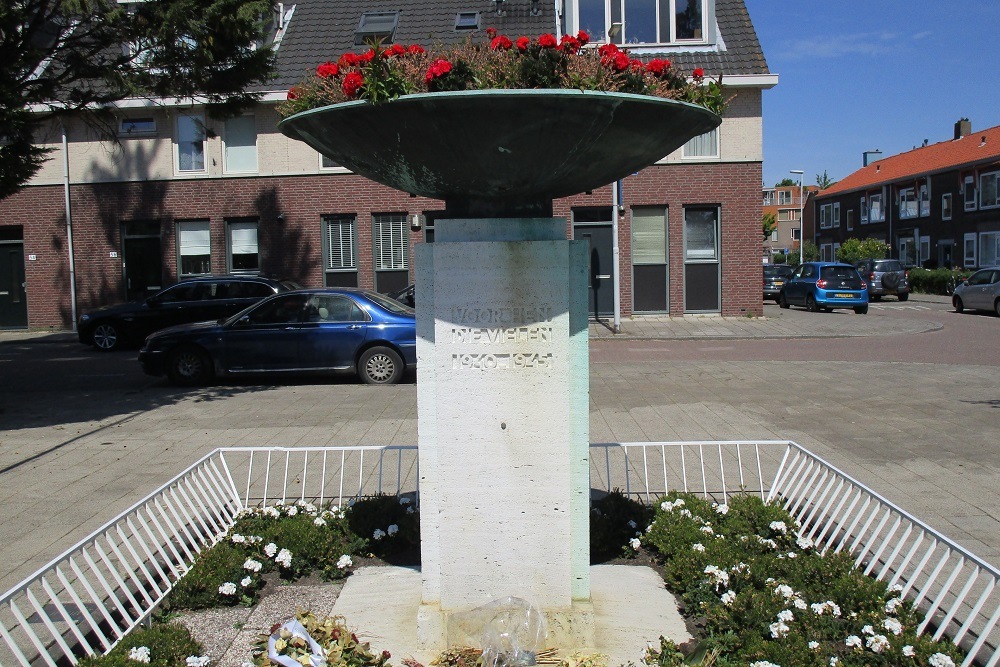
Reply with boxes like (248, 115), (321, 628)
(628, 520), (637, 529)
(264, 542), (278, 558)
(692, 543), (706, 552)
(769, 621), (790, 639)
(629, 537), (642, 550)
(793, 599), (807, 610)
(808, 641), (819, 650)
(786, 552), (797, 559)
(660, 501), (672, 512)
(406, 506), (415, 514)
(337, 554), (353, 570)
(700, 525), (714, 535)
(275, 548), (292, 568)
(829, 658), (839, 666)
(243, 558), (262, 573)
(387, 524), (399, 536)
(230, 534), (246, 544)
(373, 529), (386, 540)
(240, 576), (252, 587)
(750, 661), (780, 667)
(129, 647), (151, 663)
(886, 597), (904, 614)
(902, 646), (915, 657)
(715, 503), (729, 515)
(399, 496), (412, 505)
(776, 609), (794, 622)
(883, 618), (903, 636)
(845, 635), (862, 648)
(929, 654), (955, 667)
(890, 583), (904, 593)
(704, 565), (730, 590)
(866, 635), (890, 653)
(186, 656), (210, 667)
(774, 584), (795, 600)
(862, 625), (875, 636)
(314, 517), (327, 526)
(730, 562), (749, 574)
(286, 506), (298, 516)
(720, 590), (736, 606)
(263, 507), (280, 519)
(218, 582), (237, 596)
(679, 509), (692, 518)
(247, 535), (263, 544)
(796, 534), (814, 550)
(645, 524), (653, 533)
(769, 521), (788, 534)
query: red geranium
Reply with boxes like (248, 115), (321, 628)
(559, 34), (580, 54)
(358, 49), (376, 64)
(693, 67), (705, 80)
(286, 86), (301, 100)
(388, 43), (406, 57)
(338, 52), (358, 67)
(408, 44), (426, 55)
(486, 27), (498, 38)
(516, 36), (530, 51)
(598, 43), (620, 59)
(491, 35), (513, 50)
(629, 58), (644, 72)
(425, 58), (453, 83)
(342, 72), (364, 98)
(316, 62), (339, 78)
(646, 58), (672, 76)
(538, 33), (558, 48)
(576, 30), (590, 45)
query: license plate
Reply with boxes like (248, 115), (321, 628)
(774, 280), (784, 286)
(834, 293), (854, 298)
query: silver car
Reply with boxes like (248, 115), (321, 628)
(952, 266), (1000, 316)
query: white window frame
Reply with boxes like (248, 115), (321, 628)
(833, 202), (841, 228)
(175, 113), (206, 173)
(964, 175), (977, 211)
(581, 0), (710, 46)
(227, 220), (259, 273)
(119, 117), (156, 136)
(177, 220), (211, 277)
(899, 237), (916, 267)
(778, 190), (792, 205)
(819, 243), (833, 262)
(763, 191), (775, 206)
(869, 192), (884, 222)
(899, 187), (917, 219)
(942, 193), (953, 221)
(919, 182), (930, 217)
(681, 127), (719, 159)
(964, 232), (977, 267)
(979, 170), (1000, 209)
(981, 231), (1000, 266)
(790, 228), (800, 241)
(860, 196), (868, 223)
(223, 115), (257, 174)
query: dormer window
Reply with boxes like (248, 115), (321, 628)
(455, 12), (480, 31)
(573, 0), (711, 46)
(355, 11), (399, 45)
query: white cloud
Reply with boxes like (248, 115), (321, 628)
(776, 31), (902, 60)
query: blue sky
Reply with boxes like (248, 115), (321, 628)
(743, 1), (1000, 189)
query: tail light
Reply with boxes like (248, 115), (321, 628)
(869, 272), (876, 281)
(905, 270), (909, 278)
(816, 279), (827, 289)
(860, 280), (867, 289)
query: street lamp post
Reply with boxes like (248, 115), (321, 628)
(790, 170), (804, 264)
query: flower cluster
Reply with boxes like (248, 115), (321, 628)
(278, 31), (725, 118)
(251, 612), (391, 667)
(125, 645), (210, 666)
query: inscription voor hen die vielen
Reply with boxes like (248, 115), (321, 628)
(449, 305), (555, 371)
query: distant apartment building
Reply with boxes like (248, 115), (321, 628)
(762, 184), (818, 261)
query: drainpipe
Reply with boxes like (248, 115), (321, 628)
(62, 125), (78, 331)
(611, 179), (622, 334)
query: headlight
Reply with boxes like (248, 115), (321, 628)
(79, 314), (90, 322)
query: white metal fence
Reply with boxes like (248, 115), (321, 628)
(1, 442), (996, 667)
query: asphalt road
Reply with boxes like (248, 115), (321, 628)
(0, 298), (998, 593)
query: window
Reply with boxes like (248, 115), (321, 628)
(321, 155), (342, 170)
(919, 236), (930, 265)
(820, 243), (833, 262)
(227, 220), (259, 273)
(846, 209), (854, 231)
(919, 182), (930, 217)
(373, 213), (410, 292)
(762, 191), (775, 206)
(980, 170), (1000, 208)
(224, 115), (257, 173)
(778, 209), (797, 222)
(632, 207), (667, 264)
(791, 228), (800, 241)
(833, 202), (841, 227)
(899, 187), (917, 219)
(819, 204), (830, 229)
(770, 230), (778, 242)
(177, 220), (211, 276)
(981, 231), (1000, 266)
(355, 12), (399, 45)
(684, 208), (718, 260)
(323, 215), (358, 287)
(778, 190), (793, 205)
(964, 232), (976, 267)
(942, 193), (953, 220)
(586, 0), (707, 45)
(899, 237), (916, 267)
(683, 206), (719, 312)
(176, 113), (206, 172)
(119, 117), (156, 136)
(454, 12), (480, 30)
(964, 175), (976, 211)
(860, 196), (868, 223)
(682, 127), (718, 158)
(869, 193), (884, 222)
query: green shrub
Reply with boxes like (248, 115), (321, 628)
(77, 624), (203, 667)
(347, 494), (420, 563)
(589, 489), (654, 563)
(907, 267), (968, 295)
(836, 238), (889, 265)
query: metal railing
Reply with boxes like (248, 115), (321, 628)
(1, 442), (996, 667)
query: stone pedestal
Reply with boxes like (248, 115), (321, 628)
(415, 218), (592, 650)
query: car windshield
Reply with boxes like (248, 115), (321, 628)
(764, 266), (791, 277)
(366, 291), (414, 315)
(281, 280), (304, 290)
(821, 266), (860, 280)
(874, 261), (902, 272)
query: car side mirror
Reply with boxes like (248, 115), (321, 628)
(232, 315), (251, 327)
(145, 297), (161, 308)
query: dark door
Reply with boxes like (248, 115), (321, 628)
(574, 224), (614, 318)
(0, 243), (28, 328)
(123, 224), (162, 302)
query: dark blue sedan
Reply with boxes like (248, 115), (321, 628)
(778, 262), (869, 314)
(138, 289), (416, 385)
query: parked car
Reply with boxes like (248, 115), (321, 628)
(855, 259), (910, 301)
(778, 262), (869, 314)
(952, 266), (1000, 315)
(138, 288), (416, 386)
(78, 275), (301, 351)
(387, 283), (415, 308)
(763, 265), (794, 301)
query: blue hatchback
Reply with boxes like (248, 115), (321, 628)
(778, 262), (869, 314)
(138, 288), (416, 385)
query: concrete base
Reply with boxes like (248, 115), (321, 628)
(332, 565), (691, 666)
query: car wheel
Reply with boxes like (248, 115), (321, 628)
(358, 346), (404, 385)
(167, 346), (213, 386)
(854, 305), (868, 315)
(806, 294), (819, 312)
(953, 296), (964, 313)
(871, 294), (882, 301)
(92, 322), (122, 351)
(778, 292), (789, 309)
(897, 292), (908, 302)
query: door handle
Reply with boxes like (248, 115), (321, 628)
(348, 324), (363, 330)
(596, 274), (611, 280)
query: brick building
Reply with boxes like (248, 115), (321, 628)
(0, 0), (776, 330)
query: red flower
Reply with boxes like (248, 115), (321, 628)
(693, 67), (705, 80)
(538, 33), (558, 48)
(358, 49), (375, 64)
(576, 30), (590, 46)
(381, 651), (391, 660)
(516, 36), (530, 51)
(629, 58), (643, 72)
(286, 86), (301, 100)
(342, 71), (364, 98)
(389, 43), (406, 57)
(486, 27), (498, 38)
(425, 58), (453, 83)
(491, 35), (513, 50)
(598, 43), (620, 60)
(338, 52), (359, 67)
(612, 51), (630, 72)
(408, 44), (426, 55)
(559, 35), (580, 54)
(646, 58), (671, 76)
(316, 62), (339, 78)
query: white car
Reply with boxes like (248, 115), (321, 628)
(952, 266), (1000, 316)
